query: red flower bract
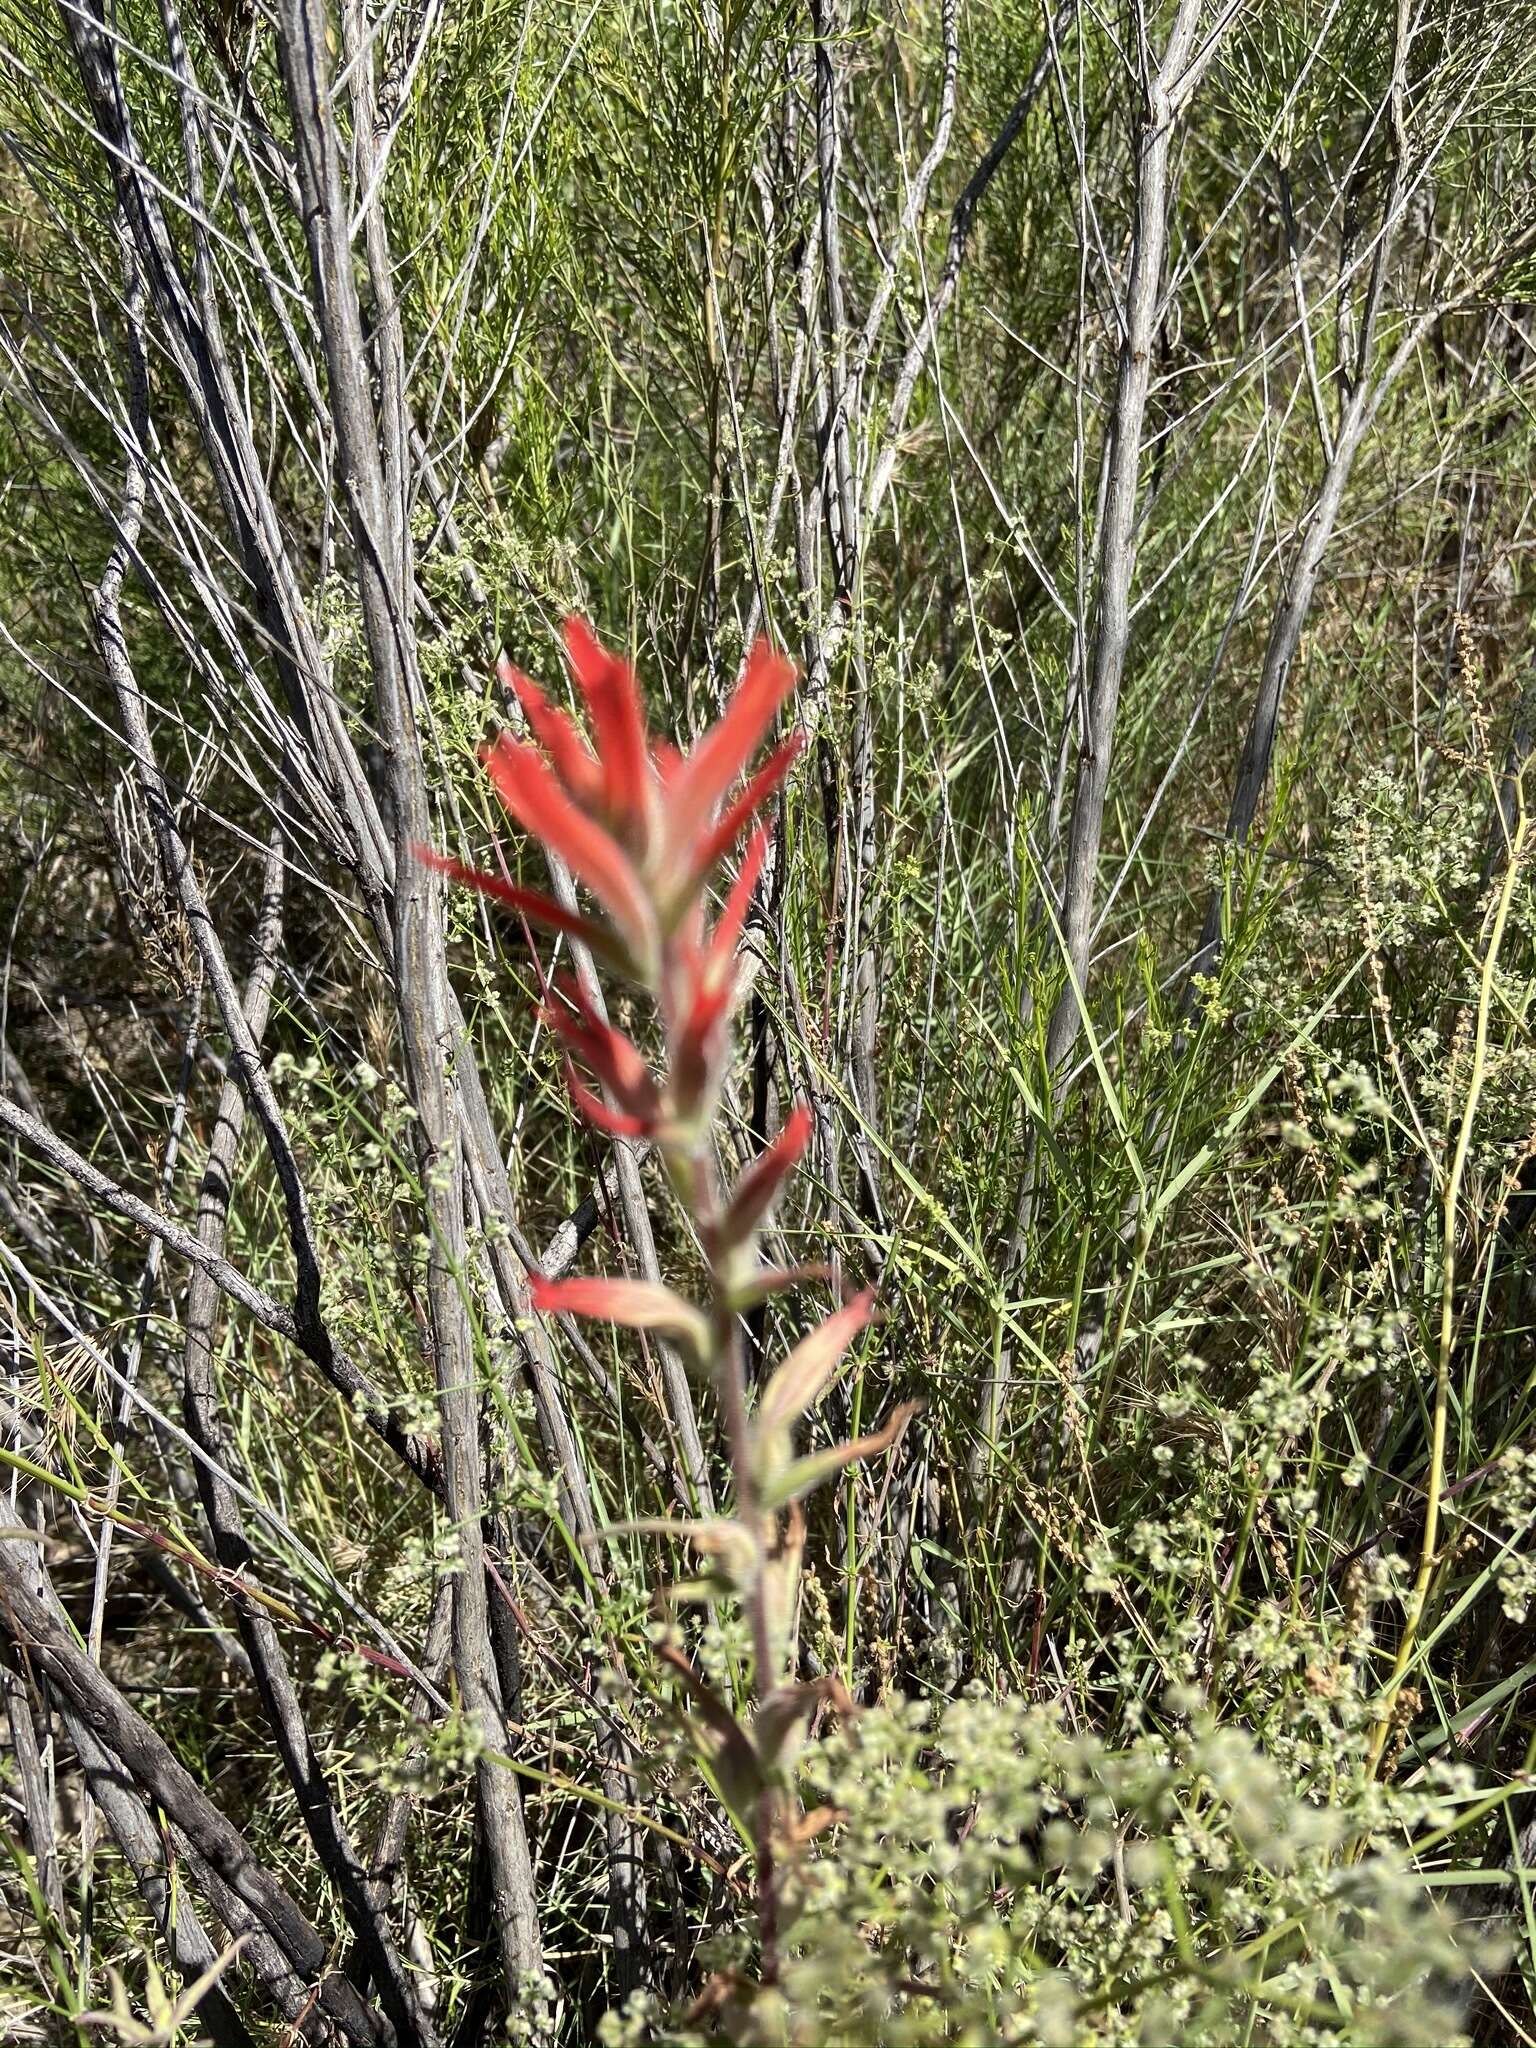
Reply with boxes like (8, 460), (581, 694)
(543, 976), (663, 1137)
(413, 851), (623, 964)
(482, 733), (657, 964)
(496, 654), (603, 809)
(661, 640), (797, 878)
(562, 617), (653, 836)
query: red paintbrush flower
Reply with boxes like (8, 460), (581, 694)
(420, 625), (798, 979)
(494, 624), (797, 940)
(422, 602), (916, 1906)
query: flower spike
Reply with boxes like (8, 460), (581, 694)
(430, 613), (917, 1975)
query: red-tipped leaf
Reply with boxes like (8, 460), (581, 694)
(563, 1065), (653, 1138)
(758, 1289), (876, 1432)
(759, 1400), (920, 1511)
(719, 1102), (813, 1249)
(529, 1274), (709, 1359)
(687, 731), (804, 888)
(707, 826), (770, 972)
(415, 848), (624, 962)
